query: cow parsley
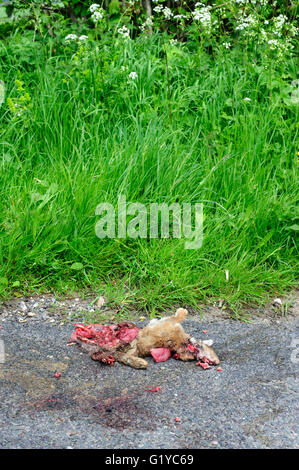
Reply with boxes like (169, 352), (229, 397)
(118, 25), (130, 39)
(65, 34), (78, 42)
(192, 5), (213, 31)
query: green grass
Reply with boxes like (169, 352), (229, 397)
(0, 30), (298, 315)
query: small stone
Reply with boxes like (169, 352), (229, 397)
(273, 298), (282, 307)
(19, 301), (28, 312)
(211, 440), (219, 446)
(27, 312), (36, 317)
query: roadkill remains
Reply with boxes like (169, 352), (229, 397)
(69, 308), (220, 369)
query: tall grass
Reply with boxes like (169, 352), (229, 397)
(0, 31), (298, 315)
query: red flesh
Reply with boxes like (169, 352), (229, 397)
(70, 322), (139, 366)
(70, 322), (139, 349)
(196, 360), (212, 370)
(150, 347), (171, 363)
(145, 386), (161, 392)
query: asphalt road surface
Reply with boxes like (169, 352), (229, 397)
(0, 308), (298, 449)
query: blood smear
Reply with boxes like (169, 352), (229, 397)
(145, 386), (161, 392)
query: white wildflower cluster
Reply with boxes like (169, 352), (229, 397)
(173, 14), (188, 23)
(89, 3), (100, 13)
(118, 25), (130, 39)
(153, 5), (174, 20)
(128, 71), (138, 80)
(272, 14), (297, 38)
(169, 38), (178, 46)
(65, 34), (88, 43)
(266, 38), (294, 58)
(65, 34), (78, 43)
(222, 41), (231, 49)
(163, 7), (173, 20)
(258, 15), (297, 60)
(140, 16), (154, 33)
(153, 5), (163, 13)
(235, 14), (257, 32)
(89, 4), (105, 23)
(235, 0), (268, 4)
(192, 5), (213, 31)
(267, 39), (279, 49)
(216, 7), (227, 19)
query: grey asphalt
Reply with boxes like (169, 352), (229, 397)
(0, 314), (298, 449)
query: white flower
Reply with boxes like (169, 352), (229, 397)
(129, 71), (138, 80)
(192, 6), (212, 30)
(91, 9), (104, 23)
(153, 5), (163, 13)
(118, 25), (130, 39)
(89, 4), (100, 13)
(222, 41), (231, 49)
(267, 39), (279, 49)
(65, 34), (78, 42)
(243, 97), (251, 102)
(235, 14), (257, 33)
(174, 14), (187, 22)
(78, 35), (88, 41)
(140, 16), (154, 32)
(169, 38), (178, 46)
(163, 7), (173, 20)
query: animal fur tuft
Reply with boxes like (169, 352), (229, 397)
(174, 308), (187, 323)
